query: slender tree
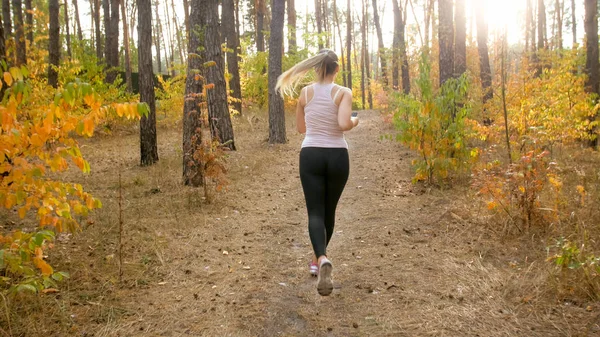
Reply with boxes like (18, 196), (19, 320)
(171, 0), (184, 63)
(372, 0), (387, 87)
(475, 0), (492, 105)
(93, 0), (102, 60)
(454, 0), (466, 77)
(346, 0), (352, 90)
(183, 0), (189, 37)
(12, 0), (25, 65)
(153, 0), (163, 73)
(163, 0), (175, 74)
(24, 0), (31, 43)
(183, 0), (204, 186)
(287, 0), (296, 52)
(223, 0), (242, 115)
(205, 0), (236, 150)
(585, 0), (599, 146)
(332, 0), (346, 86)
(268, 0), (286, 143)
(138, 0), (158, 165)
(0, 15), (5, 64)
(315, 0), (323, 49)
(363, 0), (372, 109)
(360, 7), (365, 108)
(73, 0), (83, 41)
(555, 0), (563, 49)
(64, 0), (72, 58)
(538, 0), (547, 50)
(48, 0), (59, 87)
(105, 0), (120, 82)
(103, 0), (110, 61)
(438, 0), (453, 86)
(3, 0), (11, 39)
(121, 0), (132, 91)
(399, 0), (410, 94)
(256, 0), (265, 51)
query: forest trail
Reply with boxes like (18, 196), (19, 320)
(50, 111), (596, 337)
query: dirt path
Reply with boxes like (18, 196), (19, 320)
(37, 111), (597, 336)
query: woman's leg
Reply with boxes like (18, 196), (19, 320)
(324, 149), (350, 247)
(299, 148), (328, 258)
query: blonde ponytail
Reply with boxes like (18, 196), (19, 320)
(276, 49), (339, 97)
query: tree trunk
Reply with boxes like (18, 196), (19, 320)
(154, 0), (163, 73)
(555, 0), (563, 49)
(163, 0), (175, 75)
(538, 0), (546, 50)
(360, 8), (365, 108)
(585, 0), (599, 146)
(399, 0), (410, 94)
(315, 0), (323, 49)
(3, 0), (11, 39)
(438, 0), (453, 86)
(256, 0), (265, 51)
(121, 0), (132, 91)
(138, 0), (158, 166)
(475, 0), (492, 105)
(64, 0), (72, 58)
(103, 0), (110, 62)
(571, 0), (576, 47)
(332, 0), (346, 86)
(287, 0), (296, 52)
(392, 0), (400, 89)
(72, 0), (83, 41)
(48, 0), (59, 87)
(12, 0), (25, 65)
(346, 0), (352, 90)
(454, 0), (466, 77)
(223, 0), (242, 115)
(24, 0), (31, 43)
(93, 0), (102, 60)
(171, 0), (184, 64)
(183, 0), (189, 37)
(0, 14), (5, 64)
(183, 0), (204, 186)
(363, 0), (372, 109)
(268, 0), (286, 144)
(205, 0), (236, 150)
(424, 0), (433, 50)
(108, 0), (119, 80)
(372, 0), (387, 87)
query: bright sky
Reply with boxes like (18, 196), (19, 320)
(78, 0), (582, 58)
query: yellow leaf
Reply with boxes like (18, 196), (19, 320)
(18, 207), (27, 218)
(3, 72), (12, 86)
(83, 118), (94, 136)
(33, 257), (53, 275)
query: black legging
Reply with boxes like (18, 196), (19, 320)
(299, 147), (349, 258)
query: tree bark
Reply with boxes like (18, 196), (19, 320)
(24, 0), (31, 43)
(454, 0), (466, 77)
(346, 0), (352, 90)
(475, 0), (492, 105)
(205, 0), (236, 150)
(3, 0), (11, 39)
(332, 0), (346, 86)
(399, 0), (409, 94)
(64, 0), (72, 58)
(223, 0), (242, 115)
(183, 0), (204, 186)
(183, 0), (189, 37)
(154, 0), (163, 73)
(372, 0), (387, 87)
(73, 0), (83, 41)
(12, 0), (25, 65)
(0, 14), (5, 64)
(555, 0), (562, 49)
(538, 0), (546, 50)
(585, 0), (599, 146)
(287, 0), (296, 52)
(268, 0), (286, 144)
(363, 0), (372, 108)
(105, 0), (120, 82)
(256, 0), (265, 51)
(171, 0), (184, 64)
(138, 0), (158, 166)
(315, 0), (323, 49)
(48, 0), (60, 87)
(103, 0), (110, 62)
(163, 0), (175, 75)
(121, 0), (132, 91)
(93, 0), (102, 60)
(438, 0), (453, 86)
(360, 8), (365, 108)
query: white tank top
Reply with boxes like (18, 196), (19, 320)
(301, 83), (348, 149)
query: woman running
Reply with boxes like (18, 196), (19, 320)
(276, 49), (359, 296)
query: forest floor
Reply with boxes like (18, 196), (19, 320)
(6, 110), (599, 336)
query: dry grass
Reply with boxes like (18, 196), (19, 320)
(1, 110), (599, 336)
